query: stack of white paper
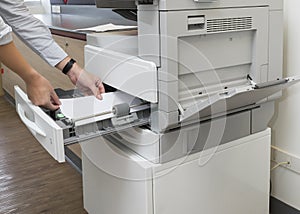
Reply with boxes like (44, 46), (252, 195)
(60, 91), (139, 122)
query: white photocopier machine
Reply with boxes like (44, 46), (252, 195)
(14, 0), (300, 213)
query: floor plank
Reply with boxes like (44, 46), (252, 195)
(0, 96), (87, 214)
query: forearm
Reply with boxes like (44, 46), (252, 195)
(0, 41), (39, 83)
(0, 0), (87, 80)
(0, 1), (104, 100)
(0, 41), (61, 110)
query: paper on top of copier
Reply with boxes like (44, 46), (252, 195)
(75, 23), (137, 32)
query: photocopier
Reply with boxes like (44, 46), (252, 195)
(14, 0), (300, 213)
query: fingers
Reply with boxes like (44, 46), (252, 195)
(50, 90), (62, 106)
(30, 95), (60, 111)
(47, 91), (61, 110)
(26, 75), (61, 111)
(67, 69), (105, 100)
(99, 82), (105, 94)
(91, 83), (103, 100)
(44, 101), (60, 111)
(30, 93), (61, 111)
(93, 79), (105, 100)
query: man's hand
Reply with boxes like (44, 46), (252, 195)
(26, 73), (61, 110)
(0, 41), (61, 110)
(67, 63), (105, 99)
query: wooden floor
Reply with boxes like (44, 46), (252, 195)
(0, 96), (87, 214)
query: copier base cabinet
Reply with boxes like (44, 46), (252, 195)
(82, 128), (271, 214)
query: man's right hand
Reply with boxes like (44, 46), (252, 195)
(0, 41), (61, 110)
(26, 73), (61, 110)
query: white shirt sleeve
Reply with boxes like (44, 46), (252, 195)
(0, 16), (12, 45)
(0, 0), (68, 67)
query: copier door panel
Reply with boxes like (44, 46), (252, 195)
(81, 127), (271, 214)
(153, 129), (271, 214)
(178, 30), (254, 109)
(15, 86), (65, 162)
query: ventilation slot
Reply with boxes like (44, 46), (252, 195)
(207, 17), (252, 33)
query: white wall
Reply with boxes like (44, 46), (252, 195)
(270, 0), (300, 210)
(25, 0), (51, 14)
(41, 0), (51, 14)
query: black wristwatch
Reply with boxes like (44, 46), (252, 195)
(62, 58), (76, 75)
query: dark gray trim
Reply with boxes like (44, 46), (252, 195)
(270, 197), (300, 214)
(65, 146), (82, 174)
(3, 90), (15, 106)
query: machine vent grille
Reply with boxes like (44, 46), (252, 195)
(207, 17), (252, 33)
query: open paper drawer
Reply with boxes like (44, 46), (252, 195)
(15, 86), (65, 162)
(181, 76), (300, 122)
(14, 86), (150, 163)
(85, 45), (158, 103)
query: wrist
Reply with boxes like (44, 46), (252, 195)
(66, 63), (84, 84)
(56, 57), (84, 84)
(23, 68), (41, 84)
(56, 57), (70, 71)
(62, 58), (76, 75)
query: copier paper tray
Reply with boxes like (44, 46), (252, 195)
(14, 75), (300, 163)
(14, 86), (150, 163)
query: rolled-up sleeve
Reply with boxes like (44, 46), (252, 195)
(0, 0), (68, 67)
(0, 16), (12, 45)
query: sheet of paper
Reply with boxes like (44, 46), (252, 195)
(60, 91), (140, 121)
(75, 23), (137, 32)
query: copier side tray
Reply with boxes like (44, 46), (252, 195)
(180, 76), (300, 122)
